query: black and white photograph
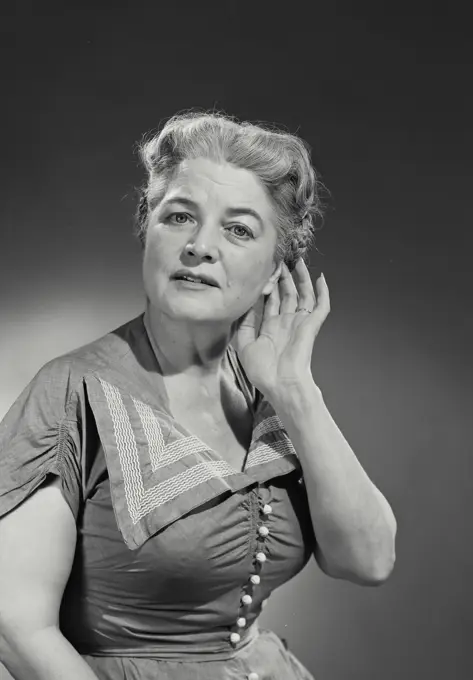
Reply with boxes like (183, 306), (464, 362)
(0, 2), (471, 679)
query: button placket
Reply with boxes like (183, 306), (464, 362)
(229, 485), (272, 670)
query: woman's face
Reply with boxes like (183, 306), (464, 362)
(142, 157), (283, 325)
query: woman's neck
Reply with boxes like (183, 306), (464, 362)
(144, 304), (235, 386)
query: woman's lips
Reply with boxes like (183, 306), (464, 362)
(173, 278), (216, 289)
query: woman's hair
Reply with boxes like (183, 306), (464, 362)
(135, 109), (325, 271)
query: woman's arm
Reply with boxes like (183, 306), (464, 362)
(0, 627), (99, 680)
(271, 381), (397, 586)
(0, 478), (99, 680)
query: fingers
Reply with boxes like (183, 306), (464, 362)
(314, 272), (330, 319)
(278, 262), (299, 314)
(293, 258), (317, 312)
(265, 259), (330, 319)
(263, 281), (281, 319)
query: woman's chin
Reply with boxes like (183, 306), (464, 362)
(162, 305), (230, 325)
(147, 295), (245, 327)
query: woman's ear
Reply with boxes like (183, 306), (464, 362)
(262, 261), (283, 297)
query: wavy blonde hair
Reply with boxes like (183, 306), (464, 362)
(135, 109), (325, 272)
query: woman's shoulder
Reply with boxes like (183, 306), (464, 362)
(36, 313), (146, 386)
(1, 314), (147, 431)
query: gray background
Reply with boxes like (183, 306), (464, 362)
(1, 1), (472, 678)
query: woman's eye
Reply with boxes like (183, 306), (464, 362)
(167, 213), (252, 239)
(230, 224), (253, 239)
(169, 212), (191, 225)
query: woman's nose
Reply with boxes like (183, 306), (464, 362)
(185, 222), (220, 261)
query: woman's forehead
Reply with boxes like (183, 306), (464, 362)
(162, 158), (275, 215)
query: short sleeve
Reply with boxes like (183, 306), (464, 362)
(0, 359), (83, 522)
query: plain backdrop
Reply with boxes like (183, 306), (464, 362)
(1, 1), (472, 679)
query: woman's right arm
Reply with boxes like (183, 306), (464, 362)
(0, 477), (99, 680)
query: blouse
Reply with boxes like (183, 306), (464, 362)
(0, 313), (317, 680)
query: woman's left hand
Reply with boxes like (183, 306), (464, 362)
(235, 258), (330, 400)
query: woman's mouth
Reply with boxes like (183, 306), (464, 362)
(173, 278), (216, 289)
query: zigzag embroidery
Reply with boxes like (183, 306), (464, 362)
(99, 379), (234, 524)
(251, 414), (285, 442)
(246, 440), (296, 469)
(131, 396), (209, 471)
(99, 378), (295, 524)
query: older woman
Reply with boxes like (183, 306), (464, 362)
(0, 111), (396, 680)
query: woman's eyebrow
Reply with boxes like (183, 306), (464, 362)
(225, 207), (263, 226)
(161, 196), (263, 227)
(160, 196), (198, 211)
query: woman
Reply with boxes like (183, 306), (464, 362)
(0, 111), (397, 680)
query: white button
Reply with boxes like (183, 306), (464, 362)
(256, 551), (267, 563)
(242, 594), (253, 605)
(230, 632), (241, 644)
(262, 504), (272, 514)
(248, 673), (260, 680)
(258, 526), (269, 537)
(250, 574), (261, 585)
(237, 617), (246, 627)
